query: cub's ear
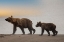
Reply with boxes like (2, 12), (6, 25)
(11, 15), (13, 18)
(39, 21), (41, 23)
(37, 22), (38, 23)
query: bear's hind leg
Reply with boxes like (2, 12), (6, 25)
(28, 28), (32, 35)
(55, 30), (58, 35)
(20, 28), (25, 35)
(52, 30), (56, 36)
(31, 28), (35, 34)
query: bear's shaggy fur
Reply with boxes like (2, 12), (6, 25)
(5, 16), (35, 35)
(36, 22), (58, 36)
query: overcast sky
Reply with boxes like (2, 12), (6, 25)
(0, 0), (64, 34)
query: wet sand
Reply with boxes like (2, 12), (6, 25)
(0, 34), (64, 42)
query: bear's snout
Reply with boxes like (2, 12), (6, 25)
(5, 19), (7, 21)
(5, 19), (8, 21)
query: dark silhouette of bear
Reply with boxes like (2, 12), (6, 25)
(36, 21), (58, 36)
(5, 16), (35, 35)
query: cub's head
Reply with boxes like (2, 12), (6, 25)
(36, 21), (42, 27)
(5, 16), (13, 22)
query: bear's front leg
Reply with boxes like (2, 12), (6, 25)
(12, 25), (17, 34)
(40, 28), (44, 36)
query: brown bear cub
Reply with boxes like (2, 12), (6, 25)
(36, 21), (58, 36)
(5, 16), (35, 35)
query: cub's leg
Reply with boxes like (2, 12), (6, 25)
(55, 30), (58, 35)
(52, 30), (56, 36)
(40, 28), (44, 36)
(46, 29), (50, 36)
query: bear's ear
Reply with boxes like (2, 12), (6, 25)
(11, 15), (13, 18)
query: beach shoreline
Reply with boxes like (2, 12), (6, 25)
(0, 34), (64, 42)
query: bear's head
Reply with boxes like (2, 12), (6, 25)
(36, 21), (42, 27)
(5, 16), (13, 23)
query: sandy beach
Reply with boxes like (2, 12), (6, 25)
(0, 34), (64, 42)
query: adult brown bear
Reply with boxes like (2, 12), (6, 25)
(36, 22), (58, 36)
(5, 16), (35, 35)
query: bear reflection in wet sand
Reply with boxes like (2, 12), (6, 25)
(36, 22), (58, 36)
(5, 16), (35, 35)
